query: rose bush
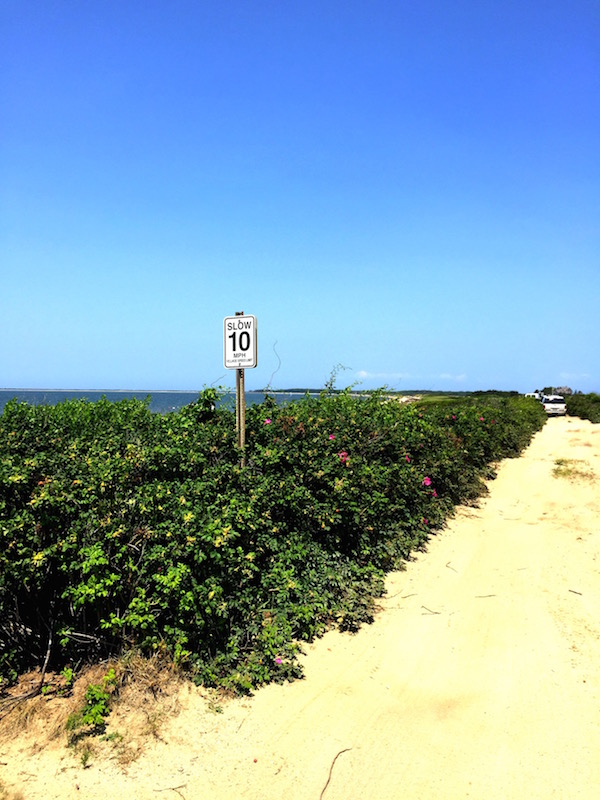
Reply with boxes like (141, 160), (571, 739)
(0, 388), (546, 692)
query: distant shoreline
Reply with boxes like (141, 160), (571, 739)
(0, 387), (527, 397)
(0, 387), (398, 395)
(0, 388), (325, 415)
(0, 388), (203, 394)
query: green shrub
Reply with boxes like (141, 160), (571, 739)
(565, 393), (600, 423)
(0, 388), (546, 692)
(66, 667), (116, 738)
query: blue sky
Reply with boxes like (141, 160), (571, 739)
(1, 1), (598, 393)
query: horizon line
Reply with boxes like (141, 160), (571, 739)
(1, 387), (524, 395)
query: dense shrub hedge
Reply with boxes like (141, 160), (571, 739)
(0, 390), (546, 692)
(565, 393), (600, 423)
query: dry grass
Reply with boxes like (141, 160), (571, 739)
(0, 653), (187, 768)
(0, 668), (82, 744)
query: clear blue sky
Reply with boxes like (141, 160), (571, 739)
(1, 1), (598, 393)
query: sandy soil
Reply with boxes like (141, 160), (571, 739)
(2, 415), (599, 799)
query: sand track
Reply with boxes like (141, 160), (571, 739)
(2, 416), (599, 799)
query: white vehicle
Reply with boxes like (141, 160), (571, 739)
(542, 395), (566, 416)
(525, 392), (541, 400)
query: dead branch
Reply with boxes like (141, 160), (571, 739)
(320, 748), (352, 800)
(153, 785), (187, 799)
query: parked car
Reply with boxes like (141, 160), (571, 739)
(525, 392), (542, 400)
(542, 395), (566, 415)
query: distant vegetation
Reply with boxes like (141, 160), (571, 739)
(565, 393), (600, 423)
(1, 388), (545, 693)
(275, 388), (521, 397)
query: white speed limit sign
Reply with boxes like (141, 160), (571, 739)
(223, 314), (257, 369)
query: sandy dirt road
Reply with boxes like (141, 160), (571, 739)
(2, 415), (600, 799)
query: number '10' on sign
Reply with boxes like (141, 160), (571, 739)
(228, 330), (250, 352)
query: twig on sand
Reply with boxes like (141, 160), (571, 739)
(385, 591), (414, 600)
(421, 605), (441, 615)
(153, 785), (187, 799)
(319, 748), (352, 800)
(446, 562), (458, 572)
(569, 589), (582, 595)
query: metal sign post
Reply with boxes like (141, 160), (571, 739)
(224, 312), (257, 466)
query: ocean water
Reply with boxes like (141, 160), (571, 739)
(0, 389), (317, 416)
